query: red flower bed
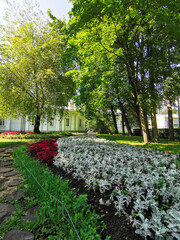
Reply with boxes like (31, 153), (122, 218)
(0, 132), (33, 135)
(29, 139), (58, 165)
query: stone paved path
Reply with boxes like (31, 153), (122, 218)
(0, 145), (35, 240)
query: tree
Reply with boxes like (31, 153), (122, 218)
(67, 0), (180, 143)
(163, 71), (180, 140)
(0, 1), (75, 133)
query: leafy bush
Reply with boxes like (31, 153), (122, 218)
(54, 136), (180, 239)
(156, 129), (180, 140)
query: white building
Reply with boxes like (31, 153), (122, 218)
(153, 114), (179, 129)
(0, 103), (86, 132)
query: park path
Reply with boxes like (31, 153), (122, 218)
(0, 145), (35, 240)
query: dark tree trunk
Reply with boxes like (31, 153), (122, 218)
(166, 97), (174, 141)
(122, 114), (125, 135)
(178, 97), (180, 128)
(134, 103), (142, 134)
(165, 48), (174, 141)
(118, 101), (133, 136)
(146, 25), (158, 142)
(151, 109), (159, 142)
(124, 42), (150, 142)
(110, 105), (118, 134)
(34, 114), (41, 134)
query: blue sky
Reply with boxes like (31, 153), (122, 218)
(0, 0), (73, 24)
(37, 0), (73, 20)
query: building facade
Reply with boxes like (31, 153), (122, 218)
(150, 114), (179, 129)
(0, 103), (86, 132)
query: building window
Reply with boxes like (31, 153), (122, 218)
(0, 118), (4, 126)
(66, 118), (70, 127)
(79, 119), (82, 127)
(50, 118), (54, 126)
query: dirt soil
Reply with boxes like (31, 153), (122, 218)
(49, 164), (147, 240)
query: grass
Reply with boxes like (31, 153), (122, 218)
(0, 139), (45, 148)
(0, 145), (106, 240)
(98, 134), (180, 154)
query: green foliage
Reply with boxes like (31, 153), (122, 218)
(65, 0), (180, 142)
(163, 71), (180, 103)
(0, 2), (75, 132)
(0, 145), (105, 239)
(161, 109), (179, 114)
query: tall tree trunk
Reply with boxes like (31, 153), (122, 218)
(166, 97), (174, 141)
(134, 103), (142, 134)
(118, 101), (133, 136)
(143, 109), (151, 141)
(110, 105), (118, 134)
(146, 25), (158, 142)
(178, 96), (180, 128)
(151, 109), (159, 142)
(34, 114), (41, 134)
(165, 48), (174, 141)
(122, 114), (125, 135)
(151, 112), (154, 140)
(139, 105), (150, 144)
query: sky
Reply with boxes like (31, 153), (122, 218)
(0, 0), (73, 24)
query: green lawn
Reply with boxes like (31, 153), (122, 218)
(0, 139), (39, 148)
(98, 134), (180, 154)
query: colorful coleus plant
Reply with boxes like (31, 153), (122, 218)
(29, 139), (58, 165)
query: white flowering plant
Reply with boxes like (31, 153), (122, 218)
(54, 136), (180, 239)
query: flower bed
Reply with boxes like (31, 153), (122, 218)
(29, 139), (58, 165)
(0, 132), (34, 139)
(54, 136), (180, 239)
(0, 132), (33, 135)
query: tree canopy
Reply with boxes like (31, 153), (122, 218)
(61, 0), (180, 142)
(0, 1), (75, 133)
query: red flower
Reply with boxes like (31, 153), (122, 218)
(28, 139), (58, 165)
(0, 131), (33, 135)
